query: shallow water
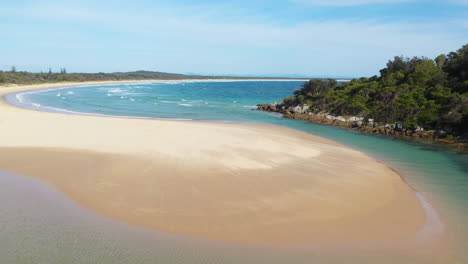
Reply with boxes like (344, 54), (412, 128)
(0, 170), (453, 264)
(2, 81), (468, 263)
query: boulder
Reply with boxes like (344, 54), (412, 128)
(335, 116), (346, 122)
(291, 104), (309, 114)
(348, 116), (364, 122)
(415, 126), (424, 132)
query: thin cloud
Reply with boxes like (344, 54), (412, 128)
(292, 0), (468, 6)
(450, 0), (468, 4)
(1, 1), (466, 76)
(291, 0), (411, 6)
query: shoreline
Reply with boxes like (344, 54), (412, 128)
(0, 80), (447, 253)
(257, 104), (468, 150)
(0, 77), (309, 88)
(3, 79), (305, 123)
(4, 84), (252, 124)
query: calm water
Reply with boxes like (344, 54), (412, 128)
(3, 81), (468, 263)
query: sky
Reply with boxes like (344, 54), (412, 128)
(1, 0), (467, 77)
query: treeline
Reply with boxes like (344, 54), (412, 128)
(0, 69), (232, 85)
(283, 44), (468, 138)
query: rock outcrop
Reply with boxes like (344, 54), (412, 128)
(256, 103), (468, 148)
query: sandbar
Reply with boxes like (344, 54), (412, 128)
(0, 81), (436, 249)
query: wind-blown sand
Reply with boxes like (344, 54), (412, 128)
(0, 81), (439, 249)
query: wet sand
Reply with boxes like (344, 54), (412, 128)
(0, 81), (440, 248)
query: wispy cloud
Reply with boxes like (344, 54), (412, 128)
(291, 0), (468, 6)
(7, 3), (462, 49)
(451, 0), (468, 4)
(290, 0), (410, 6)
(0, 0), (466, 76)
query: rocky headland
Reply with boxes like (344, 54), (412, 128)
(257, 102), (468, 148)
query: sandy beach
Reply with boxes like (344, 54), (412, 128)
(0, 81), (436, 248)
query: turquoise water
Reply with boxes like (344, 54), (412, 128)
(18, 81), (301, 121)
(5, 81), (468, 263)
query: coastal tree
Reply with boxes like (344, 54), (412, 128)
(445, 44), (468, 93)
(435, 54), (447, 69)
(0, 71), (5, 83)
(294, 79), (337, 97)
(445, 44), (468, 82)
(280, 43), (468, 138)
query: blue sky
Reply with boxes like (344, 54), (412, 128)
(1, 0), (467, 77)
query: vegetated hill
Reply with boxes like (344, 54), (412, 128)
(0, 69), (263, 85)
(268, 44), (468, 139)
(110, 70), (197, 79)
(0, 69), (200, 85)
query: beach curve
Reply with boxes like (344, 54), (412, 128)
(0, 81), (441, 248)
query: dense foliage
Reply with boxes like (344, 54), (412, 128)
(0, 70), (203, 84)
(0, 70), (254, 85)
(286, 44), (468, 137)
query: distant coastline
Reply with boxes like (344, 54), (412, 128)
(0, 69), (345, 86)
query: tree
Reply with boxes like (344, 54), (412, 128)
(445, 44), (468, 82)
(380, 56), (407, 77)
(0, 71), (5, 83)
(435, 54), (447, 69)
(407, 59), (442, 86)
(295, 79), (337, 97)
